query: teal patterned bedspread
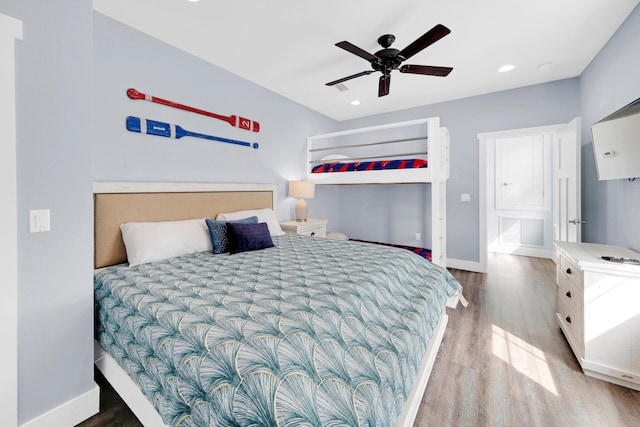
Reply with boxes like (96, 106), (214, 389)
(94, 234), (461, 427)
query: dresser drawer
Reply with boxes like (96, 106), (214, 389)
(280, 218), (328, 238)
(558, 276), (583, 320)
(297, 227), (325, 237)
(558, 289), (584, 357)
(558, 278), (584, 342)
(559, 253), (582, 289)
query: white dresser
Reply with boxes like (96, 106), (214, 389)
(555, 241), (640, 390)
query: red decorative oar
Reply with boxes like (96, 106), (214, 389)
(127, 88), (260, 132)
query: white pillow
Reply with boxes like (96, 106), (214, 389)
(321, 154), (350, 163)
(216, 208), (284, 236)
(327, 231), (349, 240)
(120, 218), (212, 267)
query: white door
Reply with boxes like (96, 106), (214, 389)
(495, 135), (550, 211)
(478, 117), (582, 272)
(554, 117), (582, 243)
(490, 134), (552, 257)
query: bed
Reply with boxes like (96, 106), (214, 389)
(93, 182), (464, 427)
(307, 117), (449, 266)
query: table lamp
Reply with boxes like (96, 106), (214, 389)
(288, 180), (315, 222)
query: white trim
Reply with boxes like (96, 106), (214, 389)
(446, 257), (486, 273)
(20, 384), (99, 427)
(478, 124), (565, 272)
(582, 361), (640, 392)
(0, 13), (22, 427)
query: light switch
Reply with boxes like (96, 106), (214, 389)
(461, 193), (471, 202)
(29, 209), (50, 233)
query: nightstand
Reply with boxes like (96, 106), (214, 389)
(280, 218), (328, 238)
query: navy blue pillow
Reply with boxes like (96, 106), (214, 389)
(227, 222), (274, 254)
(205, 216), (258, 254)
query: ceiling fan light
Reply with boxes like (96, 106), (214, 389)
(498, 64), (515, 73)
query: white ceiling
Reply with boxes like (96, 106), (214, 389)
(93, 0), (639, 121)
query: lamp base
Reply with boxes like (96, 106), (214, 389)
(295, 198), (308, 222)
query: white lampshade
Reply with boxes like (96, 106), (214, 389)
(288, 180), (315, 199)
(289, 180), (315, 221)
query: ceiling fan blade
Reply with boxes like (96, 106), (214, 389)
(400, 64), (453, 77)
(326, 70), (374, 86)
(335, 41), (379, 63)
(378, 74), (391, 97)
(398, 24), (451, 60)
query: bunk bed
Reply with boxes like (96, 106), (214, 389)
(307, 117), (450, 266)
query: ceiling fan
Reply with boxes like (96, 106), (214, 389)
(326, 24), (453, 97)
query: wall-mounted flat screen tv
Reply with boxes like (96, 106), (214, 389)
(591, 97), (640, 180)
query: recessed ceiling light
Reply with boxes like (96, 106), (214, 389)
(351, 100), (361, 106)
(498, 64), (515, 73)
(188, 0), (199, 2)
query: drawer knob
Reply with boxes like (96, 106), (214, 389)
(565, 291), (572, 298)
(565, 316), (572, 324)
(566, 268), (572, 275)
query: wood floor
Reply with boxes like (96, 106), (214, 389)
(78, 253), (640, 427)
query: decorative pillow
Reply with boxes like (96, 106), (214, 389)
(227, 222), (274, 254)
(216, 208), (285, 236)
(205, 216), (258, 254)
(120, 218), (212, 267)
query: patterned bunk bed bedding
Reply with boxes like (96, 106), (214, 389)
(311, 158), (427, 174)
(350, 239), (432, 261)
(94, 234), (460, 427)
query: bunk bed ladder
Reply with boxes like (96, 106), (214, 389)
(429, 125), (448, 267)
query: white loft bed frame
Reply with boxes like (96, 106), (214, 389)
(306, 117), (450, 266)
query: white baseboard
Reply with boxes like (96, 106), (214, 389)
(446, 257), (486, 273)
(20, 383), (99, 427)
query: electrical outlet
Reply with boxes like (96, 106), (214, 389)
(29, 209), (50, 233)
(415, 233), (421, 240)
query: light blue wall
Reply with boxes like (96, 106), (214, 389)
(0, 0), (95, 424)
(93, 13), (340, 227)
(579, 3), (640, 252)
(4, 3), (638, 424)
(335, 79), (581, 262)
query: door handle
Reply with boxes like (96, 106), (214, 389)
(568, 219), (586, 225)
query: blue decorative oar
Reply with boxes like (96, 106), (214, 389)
(126, 116), (259, 149)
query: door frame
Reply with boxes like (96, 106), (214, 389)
(478, 123), (569, 273)
(0, 13), (22, 427)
